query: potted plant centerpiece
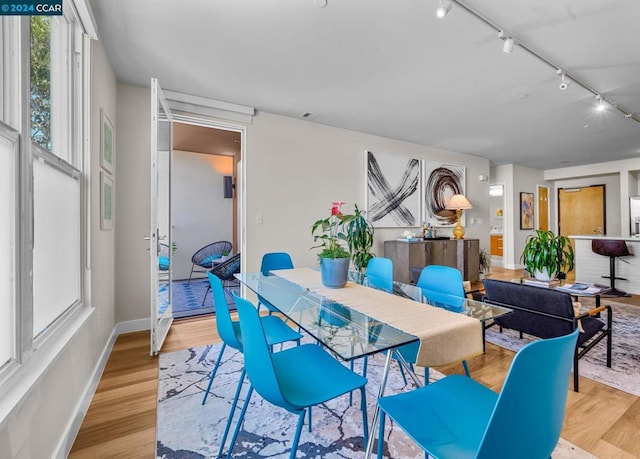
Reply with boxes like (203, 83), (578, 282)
(344, 204), (375, 274)
(312, 202), (375, 288)
(312, 201), (352, 288)
(521, 229), (574, 281)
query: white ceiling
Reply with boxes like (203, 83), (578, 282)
(90, 0), (640, 170)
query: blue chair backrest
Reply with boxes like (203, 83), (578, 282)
(260, 252), (294, 274)
(416, 265), (465, 311)
(366, 257), (393, 292)
(233, 293), (294, 410)
(477, 329), (579, 459)
(207, 272), (242, 350)
(416, 265), (465, 296)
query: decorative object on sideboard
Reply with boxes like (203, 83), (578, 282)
(445, 194), (472, 239)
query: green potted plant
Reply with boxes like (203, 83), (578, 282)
(479, 248), (491, 277)
(311, 201), (351, 288)
(343, 204), (375, 273)
(521, 229), (574, 280)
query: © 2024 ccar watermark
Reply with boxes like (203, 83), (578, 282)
(1, 0), (62, 15)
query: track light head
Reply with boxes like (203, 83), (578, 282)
(436, 0), (452, 19)
(502, 37), (514, 54)
(557, 71), (571, 90)
(596, 95), (607, 112)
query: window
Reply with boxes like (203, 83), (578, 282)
(0, 1), (88, 386)
(0, 125), (17, 370)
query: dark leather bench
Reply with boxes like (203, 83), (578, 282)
(482, 279), (612, 392)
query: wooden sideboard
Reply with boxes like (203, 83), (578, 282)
(384, 239), (480, 284)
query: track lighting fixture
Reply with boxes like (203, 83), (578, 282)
(502, 37), (514, 54)
(440, 0), (639, 123)
(557, 70), (571, 90)
(436, 0), (452, 19)
(497, 31), (514, 54)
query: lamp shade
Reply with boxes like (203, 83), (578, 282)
(445, 194), (473, 210)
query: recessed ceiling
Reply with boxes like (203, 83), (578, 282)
(173, 123), (240, 157)
(91, 0), (640, 170)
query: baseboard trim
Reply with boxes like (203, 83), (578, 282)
(116, 317), (151, 335)
(54, 318), (151, 458)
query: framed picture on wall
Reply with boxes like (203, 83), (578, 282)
(101, 109), (115, 174)
(423, 161), (465, 227)
(101, 171), (114, 230)
(520, 192), (534, 230)
(365, 150), (421, 227)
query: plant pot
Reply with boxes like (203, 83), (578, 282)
(533, 268), (557, 281)
(320, 257), (350, 288)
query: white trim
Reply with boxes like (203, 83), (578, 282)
(52, 318), (151, 458)
(115, 318), (151, 335)
(164, 90), (255, 124)
(70, 0), (97, 40)
(53, 321), (118, 459)
(0, 306), (93, 431)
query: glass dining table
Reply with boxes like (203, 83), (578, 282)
(236, 269), (512, 457)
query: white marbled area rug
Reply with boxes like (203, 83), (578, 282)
(157, 341), (594, 458)
(486, 299), (640, 397)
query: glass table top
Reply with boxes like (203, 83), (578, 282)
(236, 271), (512, 362)
(236, 272), (417, 361)
(351, 270), (511, 322)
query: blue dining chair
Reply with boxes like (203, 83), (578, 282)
(416, 265), (471, 378)
(201, 272), (302, 457)
(258, 252), (294, 314)
(381, 265), (470, 386)
(224, 294), (369, 459)
(376, 329), (579, 459)
(365, 257), (394, 292)
(353, 257), (393, 396)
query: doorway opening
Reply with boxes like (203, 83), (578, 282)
(489, 184), (505, 268)
(170, 121), (243, 318)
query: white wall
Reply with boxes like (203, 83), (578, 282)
(113, 86), (492, 321)
(115, 84), (151, 323)
(244, 111), (492, 272)
(509, 165), (551, 269)
(545, 158), (640, 238)
(0, 40), (118, 458)
(172, 150), (233, 280)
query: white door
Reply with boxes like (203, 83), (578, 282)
(150, 78), (173, 355)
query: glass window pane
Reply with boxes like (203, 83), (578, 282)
(30, 16), (52, 151)
(0, 130), (16, 366)
(32, 159), (81, 336)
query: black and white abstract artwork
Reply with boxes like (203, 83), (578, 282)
(423, 161), (465, 227)
(366, 151), (421, 227)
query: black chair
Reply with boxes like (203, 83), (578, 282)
(482, 279), (612, 392)
(188, 240), (233, 282)
(591, 239), (632, 297)
(201, 253), (241, 306)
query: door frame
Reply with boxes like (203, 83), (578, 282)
(536, 185), (549, 231)
(169, 114), (246, 264)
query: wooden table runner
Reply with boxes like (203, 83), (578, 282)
(273, 268), (482, 367)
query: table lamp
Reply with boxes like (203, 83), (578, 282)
(445, 194), (473, 239)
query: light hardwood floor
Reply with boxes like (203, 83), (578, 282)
(69, 268), (640, 458)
